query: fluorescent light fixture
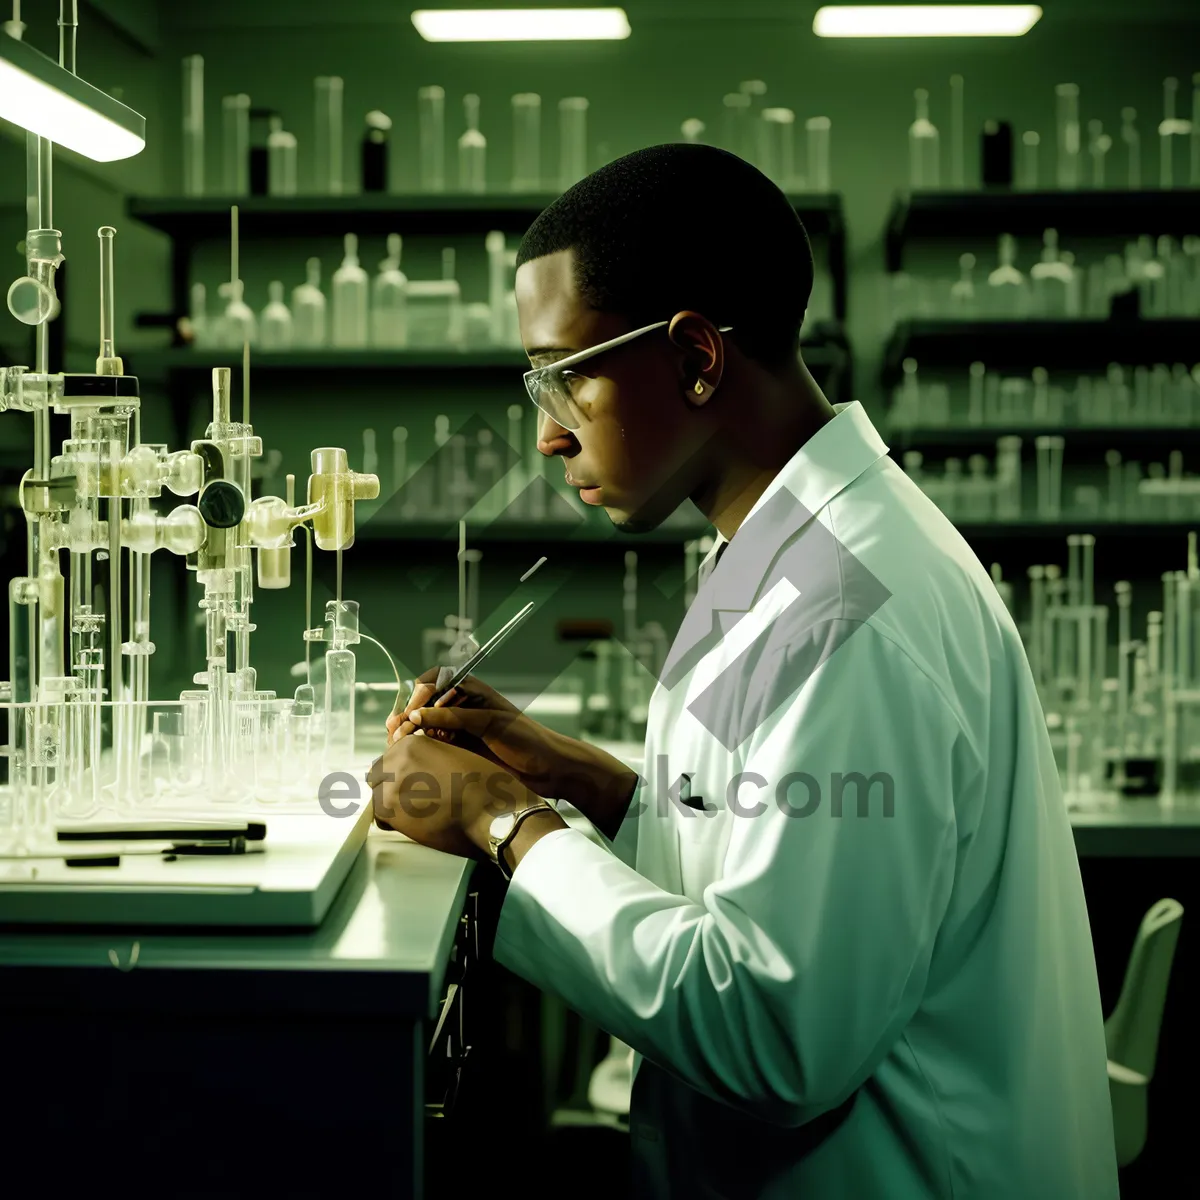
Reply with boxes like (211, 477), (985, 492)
(412, 8), (631, 42)
(814, 5), (1042, 37)
(0, 31), (145, 161)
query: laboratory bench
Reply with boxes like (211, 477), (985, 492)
(0, 828), (488, 1198)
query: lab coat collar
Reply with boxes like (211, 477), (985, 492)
(667, 403), (890, 692)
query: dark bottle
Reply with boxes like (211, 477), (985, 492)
(248, 108), (276, 196)
(362, 110), (392, 192)
(981, 120), (1014, 186)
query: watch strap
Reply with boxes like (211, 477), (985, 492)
(494, 801), (555, 881)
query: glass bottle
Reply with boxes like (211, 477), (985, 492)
(759, 108), (795, 189)
(189, 281), (208, 348)
(458, 94), (487, 193)
(1158, 77), (1191, 189)
(681, 119), (706, 144)
(511, 93), (541, 191)
(419, 85), (446, 192)
(806, 116), (831, 191)
(332, 234), (369, 349)
(949, 252), (976, 315)
(908, 89), (940, 189)
(371, 233), (408, 349)
(267, 116), (298, 197)
(1192, 73), (1200, 186)
(1031, 229), (1079, 317)
(739, 79), (768, 167)
(1120, 108), (1140, 189)
(949, 73), (965, 189)
(1019, 131), (1039, 190)
(221, 94), (250, 195)
(721, 93), (751, 160)
(1055, 83), (1081, 189)
(182, 55), (204, 197)
(260, 280), (293, 351)
(559, 97), (589, 192)
(314, 76), (344, 195)
(986, 233), (1028, 318)
(361, 111), (391, 193)
(1087, 120), (1111, 188)
(293, 257), (326, 349)
(217, 279), (256, 348)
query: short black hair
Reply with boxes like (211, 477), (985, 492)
(516, 143), (813, 369)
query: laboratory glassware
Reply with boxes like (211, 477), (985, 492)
(314, 76), (344, 195)
(1031, 229), (1079, 317)
(909, 89), (940, 189)
(1192, 73), (1200, 185)
(371, 233), (408, 349)
(981, 120), (1014, 187)
(559, 97), (589, 192)
(950, 253), (976, 315)
(681, 119), (706, 144)
(221, 94), (250, 196)
(458, 94), (487, 193)
(739, 80), (768, 167)
(419, 86), (446, 192)
(759, 108), (795, 189)
(949, 74), (965, 188)
(189, 281), (209, 348)
(806, 117), (832, 191)
(293, 257), (327, 348)
(1087, 120), (1111, 188)
(362, 110), (390, 193)
(406, 249), (463, 348)
(722, 93), (751, 161)
(487, 230), (508, 344)
(182, 55), (204, 196)
(987, 234), (1028, 319)
(216, 279), (256, 348)
(260, 281), (293, 351)
(332, 233), (369, 349)
(1120, 108), (1140, 189)
(1054, 84), (1081, 189)
(267, 116), (297, 196)
(1019, 131), (1039, 190)
(1158, 77), (1191, 189)
(512, 94), (542, 191)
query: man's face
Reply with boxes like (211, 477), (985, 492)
(515, 249), (718, 533)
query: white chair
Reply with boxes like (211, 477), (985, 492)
(1104, 897), (1184, 1168)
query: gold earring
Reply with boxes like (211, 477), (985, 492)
(694, 380), (705, 396)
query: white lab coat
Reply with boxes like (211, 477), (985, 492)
(495, 402), (1119, 1198)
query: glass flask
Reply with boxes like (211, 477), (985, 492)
(371, 233), (408, 349)
(332, 233), (369, 349)
(293, 257), (327, 349)
(260, 280), (293, 351)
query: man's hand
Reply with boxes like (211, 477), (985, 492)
(387, 671), (641, 840)
(368, 728), (565, 861)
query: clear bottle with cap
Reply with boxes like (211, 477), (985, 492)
(986, 234), (1029, 318)
(260, 281), (293, 351)
(559, 97), (589, 191)
(332, 233), (369, 349)
(1031, 229), (1079, 317)
(909, 89), (940, 188)
(1055, 83), (1081, 188)
(267, 116), (297, 196)
(512, 94), (542, 190)
(371, 233), (408, 349)
(419, 86), (446, 192)
(293, 257), (327, 348)
(458, 94), (487, 193)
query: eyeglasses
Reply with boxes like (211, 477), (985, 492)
(523, 320), (733, 431)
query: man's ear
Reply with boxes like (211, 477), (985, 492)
(668, 311), (725, 406)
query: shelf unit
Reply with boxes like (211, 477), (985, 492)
(883, 319), (1198, 386)
(885, 189), (1200, 271)
(127, 191), (849, 327)
(886, 426), (1200, 451)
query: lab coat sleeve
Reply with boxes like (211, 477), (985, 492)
(493, 623), (965, 1126)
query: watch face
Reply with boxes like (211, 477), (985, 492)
(490, 812), (517, 842)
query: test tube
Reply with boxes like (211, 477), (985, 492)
(558, 97), (589, 192)
(182, 55), (204, 196)
(909, 88), (940, 189)
(1120, 108), (1140, 189)
(419, 85), (446, 192)
(459, 94), (487, 193)
(267, 116), (298, 196)
(968, 361), (985, 426)
(949, 74), (965, 189)
(1019, 131), (1040, 190)
(392, 426), (408, 500)
(722, 93), (751, 159)
(314, 76), (344, 195)
(995, 436), (1022, 520)
(806, 117), (832, 191)
(759, 108), (795, 189)
(512, 94), (542, 191)
(221, 94), (250, 195)
(1035, 435), (1064, 518)
(1054, 84), (1081, 189)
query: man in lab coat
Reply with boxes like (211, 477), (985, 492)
(371, 144), (1120, 1197)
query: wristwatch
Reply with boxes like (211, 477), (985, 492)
(488, 801), (556, 881)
